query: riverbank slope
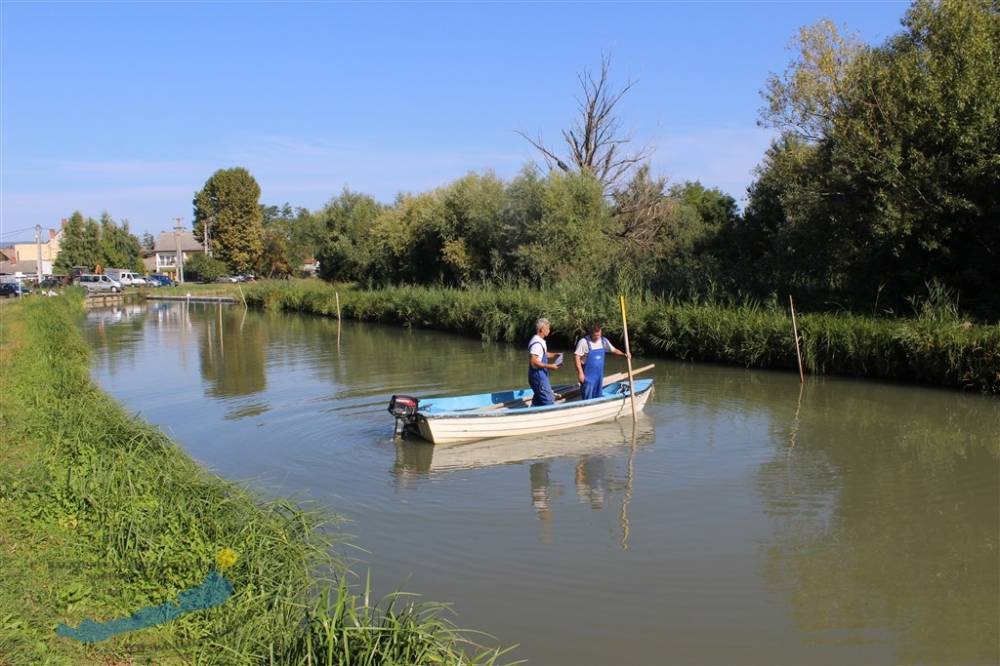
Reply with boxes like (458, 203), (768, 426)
(245, 281), (999, 393)
(0, 296), (507, 664)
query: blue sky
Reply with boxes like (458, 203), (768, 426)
(2, 1), (909, 238)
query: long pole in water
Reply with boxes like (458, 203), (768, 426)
(789, 295), (805, 383)
(619, 294), (637, 419)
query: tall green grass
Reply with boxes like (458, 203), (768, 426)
(245, 280), (1000, 393)
(0, 295), (510, 664)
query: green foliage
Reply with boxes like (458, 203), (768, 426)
(0, 296), (509, 664)
(193, 168), (264, 274)
(98, 212), (143, 272)
(54, 211), (92, 272)
(753, 0), (1000, 315)
(260, 202), (322, 274)
(246, 280), (1000, 393)
(54, 210), (144, 273)
(316, 189), (383, 282)
(184, 253), (230, 282)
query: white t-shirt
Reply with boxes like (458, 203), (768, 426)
(528, 334), (548, 359)
(574, 336), (617, 356)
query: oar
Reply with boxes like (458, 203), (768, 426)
(473, 364), (655, 412)
(620, 294), (637, 419)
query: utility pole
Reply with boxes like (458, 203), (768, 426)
(34, 225), (43, 284)
(173, 217), (185, 284)
(205, 215), (212, 257)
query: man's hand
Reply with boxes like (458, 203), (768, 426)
(578, 372), (585, 384)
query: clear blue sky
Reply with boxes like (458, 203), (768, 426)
(2, 1), (909, 238)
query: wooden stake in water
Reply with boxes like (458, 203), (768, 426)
(619, 294), (637, 420)
(335, 291), (341, 321)
(789, 295), (805, 383)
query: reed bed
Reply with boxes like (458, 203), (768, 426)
(246, 280), (1000, 393)
(0, 295), (510, 664)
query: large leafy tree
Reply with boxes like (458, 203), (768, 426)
(316, 189), (382, 282)
(98, 212), (143, 271)
(54, 211), (95, 272)
(193, 168), (264, 273)
(750, 0), (1000, 314)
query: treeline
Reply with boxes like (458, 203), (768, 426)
(243, 1), (987, 319)
(54, 211), (144, 274)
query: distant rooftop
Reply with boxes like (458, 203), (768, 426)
(153, 230), (204, 253)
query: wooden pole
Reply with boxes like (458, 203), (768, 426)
(619, 294), (637, 419)
(335, 291), (341, 321)
(789, 295), (805, 383)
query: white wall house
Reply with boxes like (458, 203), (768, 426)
(153, 231), (205, 280)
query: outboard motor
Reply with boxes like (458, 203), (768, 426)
(387, 395), (419, 435)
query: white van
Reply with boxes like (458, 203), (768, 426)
(75, 274), (122, 293)
(105, 270), (146, 287)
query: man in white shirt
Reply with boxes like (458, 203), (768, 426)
(574, 322), (629, 400)
(528, 318), (562, 406)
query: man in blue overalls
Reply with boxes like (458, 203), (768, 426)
(574, 322), (630, 400)
(528, 317), (562, 406)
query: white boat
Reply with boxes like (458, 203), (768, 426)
(388, 378), (654, 444)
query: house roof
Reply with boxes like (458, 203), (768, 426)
(0, 260), (43, 274)
(154, 230), (204, 253)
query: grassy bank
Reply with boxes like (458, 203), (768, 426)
(245, 281), (1000, 394)
(0, 296), (509, 664)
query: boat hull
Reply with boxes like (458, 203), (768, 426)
(412, 382), (653, 444)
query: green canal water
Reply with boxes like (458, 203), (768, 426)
(83, 302), (999, 665)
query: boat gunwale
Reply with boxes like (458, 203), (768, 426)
(417, 379), (654, 420)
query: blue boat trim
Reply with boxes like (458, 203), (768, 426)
(418, 379), (654, 420)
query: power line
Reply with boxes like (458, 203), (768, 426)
(0, 226), (40, 238)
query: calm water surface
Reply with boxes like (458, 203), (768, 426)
(83, 302), (999, 665)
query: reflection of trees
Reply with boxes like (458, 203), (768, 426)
(756, 386), (1000, 663)
(198, 304), (266, 398)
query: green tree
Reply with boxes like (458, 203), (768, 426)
(98, 212), (143, 271)
(184, 253), (230, 282)
(517, 171), (611, 285)
(193, 168), (264, 273)
(315, 189), (382, 282)
(257, 226), (293, 278)
(54, 211), (95, 272)
(750, 0), (1000, 315)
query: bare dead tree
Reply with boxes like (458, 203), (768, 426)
(517, 54), (652, 191)
(611, 164), (673, 254)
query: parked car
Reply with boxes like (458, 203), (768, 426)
(130, 275), (148, 287)
(0, 282), (30, 298)
(39, 277), (69, 289)
(216, 275), (240, 283)
(75, 274), (122, 293)
(146, 274), (175, 287)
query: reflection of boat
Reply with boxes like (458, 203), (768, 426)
(395, 417), (655, 474)
(389, 379), (654, 444)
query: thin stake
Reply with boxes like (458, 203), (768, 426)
(335, 291), (341, 321)
(619, 294), (637, 420)
(789, 295), (805, 383)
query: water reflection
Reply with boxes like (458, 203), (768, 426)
(80, 302), (1000, 664)
(393, 419), (655, 547)
(199, 303), (266, 398)
(757, 382), (1000, 664)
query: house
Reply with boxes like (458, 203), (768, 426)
(0, 259), (53, 278)
(11, 226), (63, 265)
(153, 230), (205, 280)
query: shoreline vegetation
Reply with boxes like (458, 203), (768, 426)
(0, 295), (511, 665)
(244, 280), (1000, 395)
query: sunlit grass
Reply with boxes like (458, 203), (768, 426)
(0, 295), (512, 664)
